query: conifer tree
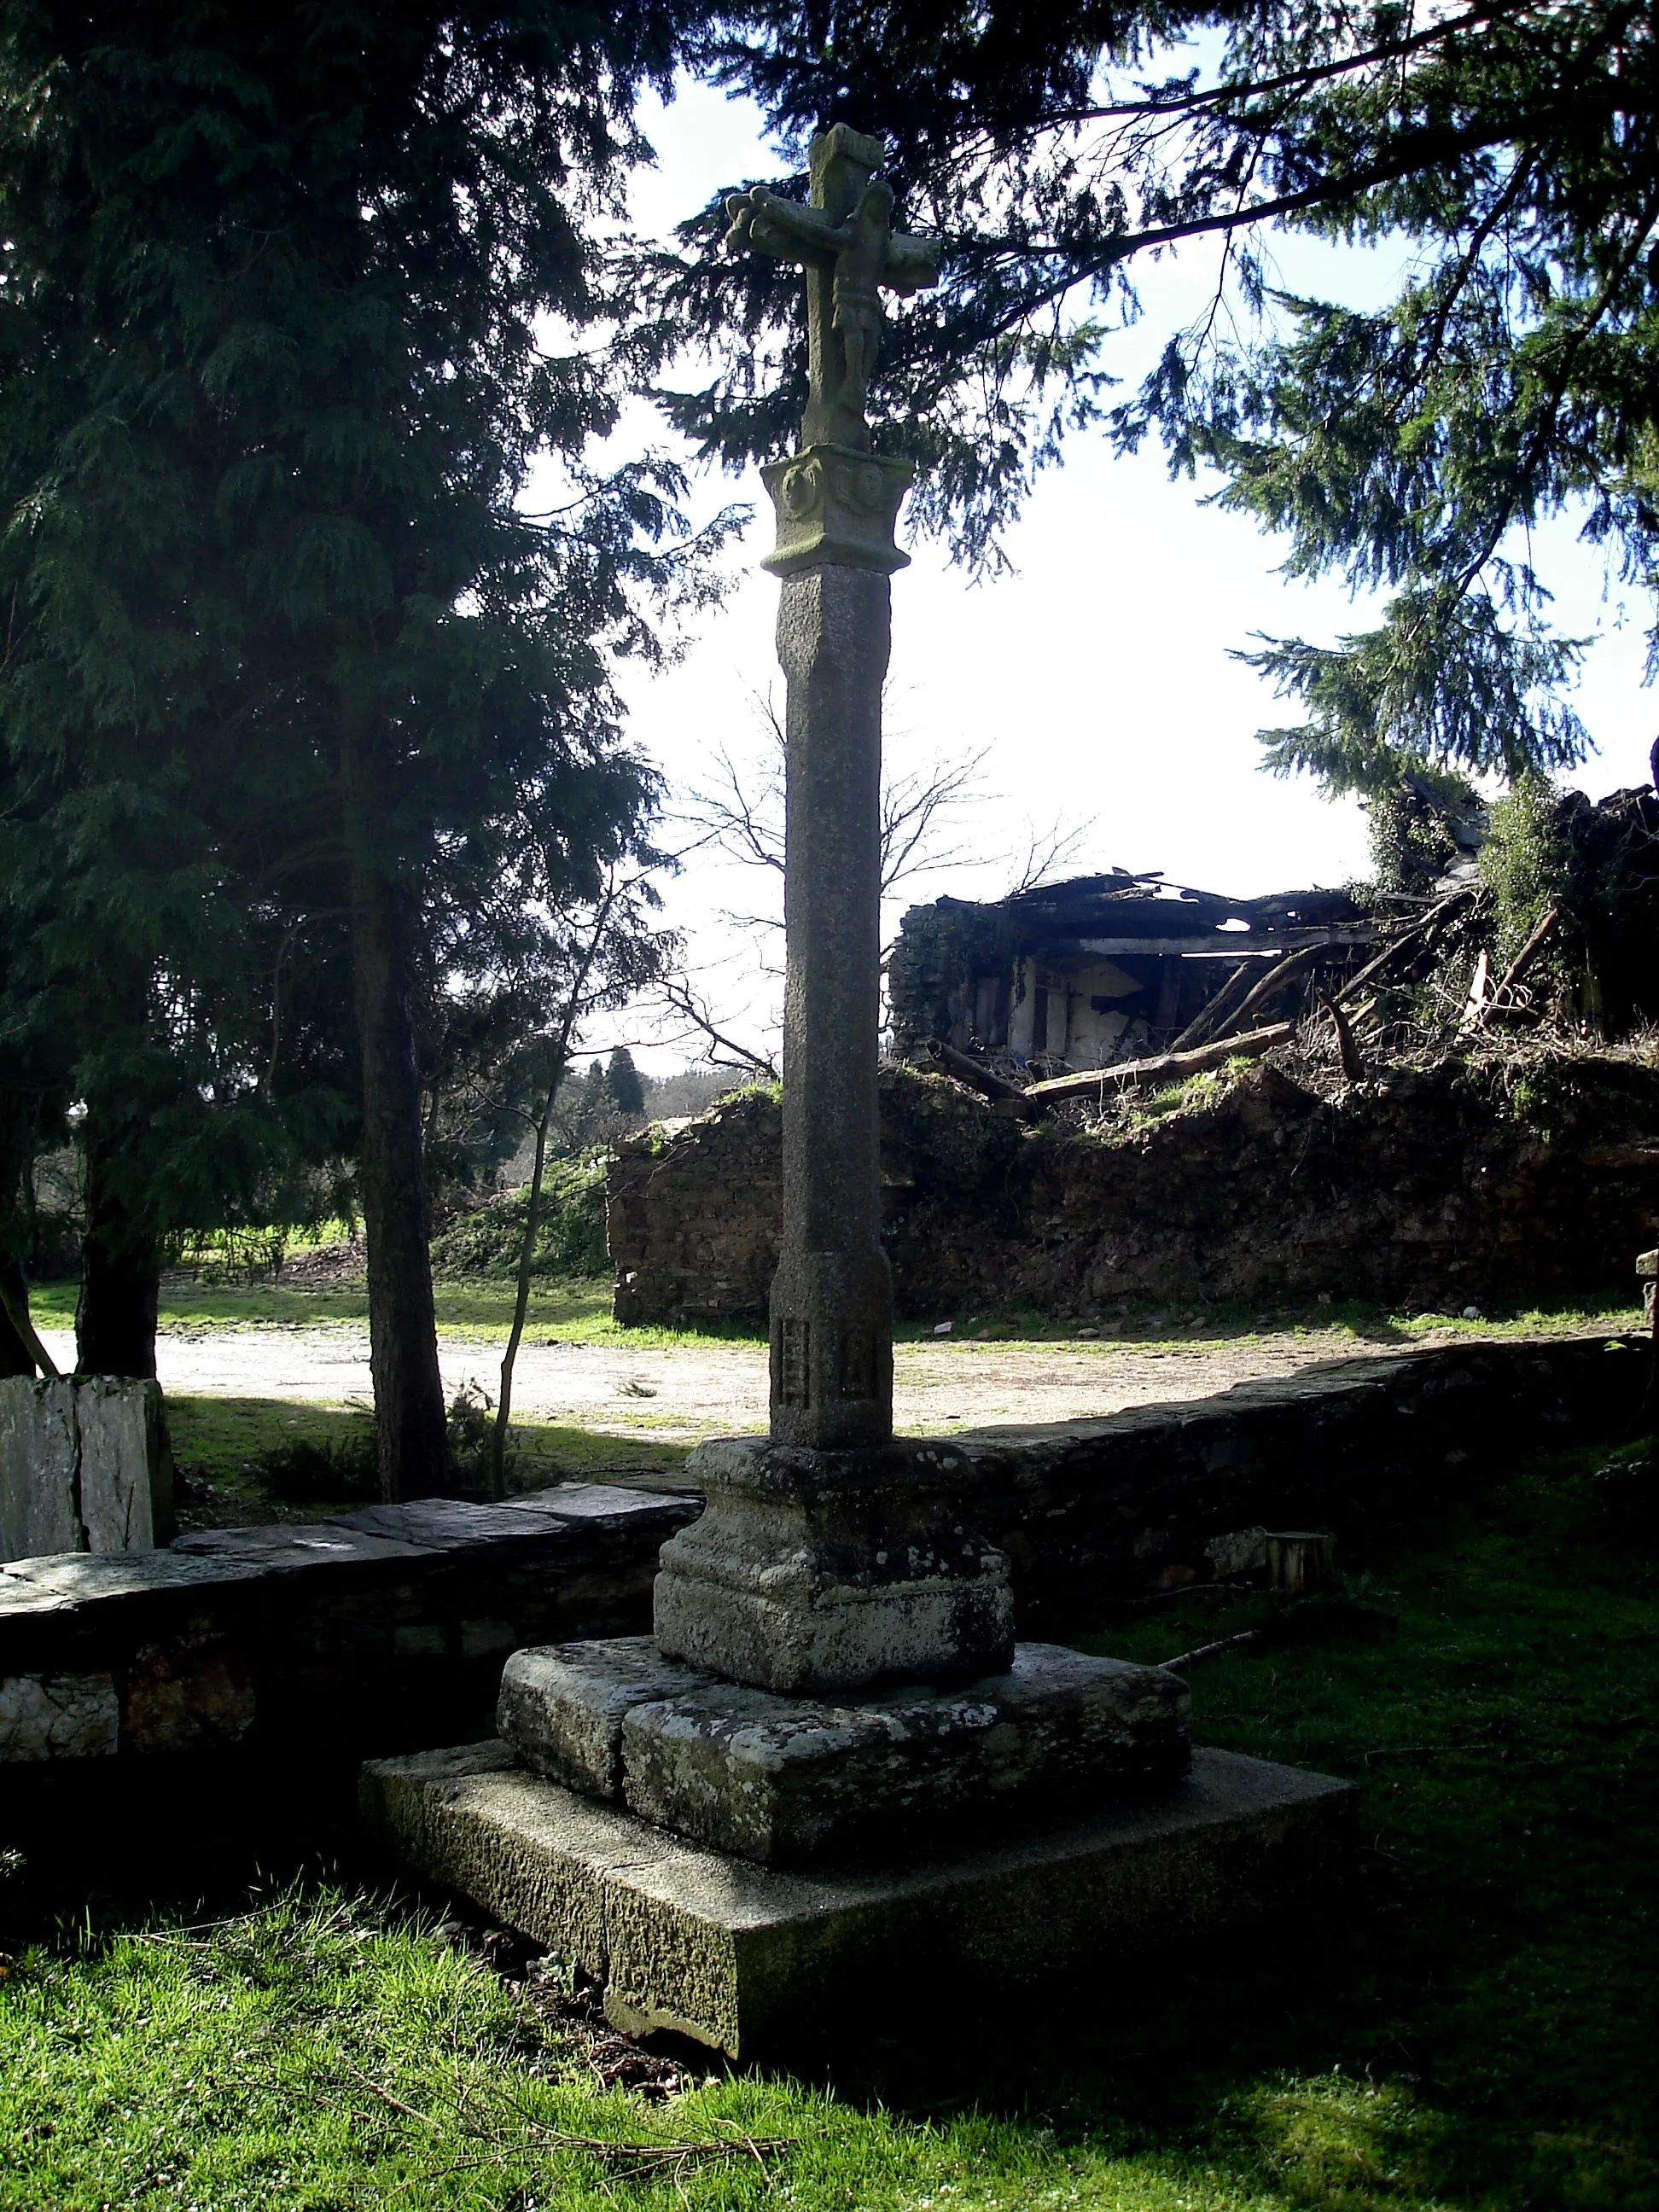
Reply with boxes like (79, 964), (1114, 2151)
(606, 1047), (647, 1116)
(0, 2), (730, 1492)
(657, 3), (1657, 795)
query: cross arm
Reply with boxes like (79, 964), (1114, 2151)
(723, 188), (838, 266)
(882, 233), (942, 297)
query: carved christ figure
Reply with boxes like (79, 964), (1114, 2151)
(723, 125), (940, 451)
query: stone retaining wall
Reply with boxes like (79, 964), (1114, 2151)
(608, 1056), (1659, 1324)
(0, 1485), (697, 1783)
(958, 1332), (1650, 1626)
(0, 1336), (1647, 1874)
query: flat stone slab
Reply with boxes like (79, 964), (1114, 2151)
(499, 1639), (710, 1800)
(362, 1738), (1354, 2062)
(500, 1636), (1188, 1866)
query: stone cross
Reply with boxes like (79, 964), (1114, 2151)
(723, 123), (939, 451)
(722, 126), (938, 1452)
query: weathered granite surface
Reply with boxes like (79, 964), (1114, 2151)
(765, 558), (897, 1449)
(361, 1737), (1354, 2061)
(499, 1638), (707, 1799)
(620, 1640), (1188, 1866)
(500, 1635), (1187, 1866)
(0, 1377), (173, 1564)
(654, 1435), (1014, 1693)
(0, 1668), (119, 1761)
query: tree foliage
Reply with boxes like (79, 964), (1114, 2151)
(651, 2), (1657, 791)
(0, 0), (733, 1486)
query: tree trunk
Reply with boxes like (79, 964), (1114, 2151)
(343, 721), (448, 1502)
(0, 1262), (35, 1376)
(75, 1115), (160, 1377)
(492, 1091), (553, 1501)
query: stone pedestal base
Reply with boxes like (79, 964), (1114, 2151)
(654, 1437), (1015, 1695)
(498, 1636), (1188, 1867)
(361, 1739), (1355, 2063)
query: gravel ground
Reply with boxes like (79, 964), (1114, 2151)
(34, 1318), (1506, 1442)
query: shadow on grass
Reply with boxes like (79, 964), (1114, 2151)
(824, 1436), (1659, 2208)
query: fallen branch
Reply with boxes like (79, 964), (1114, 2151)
(1211, 943), (1327, 1043)
(928, 1038), (1035, 1115)
(1022, 1022), (1295, 1107)
(1121, 1580), (1259, 1610)
(1457, 947), (1492, 1034)
(1476, 903), (1559, 1026)
(1320, 989), (1366, 1083)
(1167, 958), (1256, 1054)
(1332, 888), (1472, 1008)
(1159, 1628), (1262, 1673)
(346, 2063), (793, 2179)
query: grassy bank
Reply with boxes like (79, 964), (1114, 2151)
(3, 1438), (1655, 2209)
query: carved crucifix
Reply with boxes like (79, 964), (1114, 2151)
(723, 123), (939, 451)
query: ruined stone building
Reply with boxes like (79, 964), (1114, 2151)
(887, 871), (1373, 1068)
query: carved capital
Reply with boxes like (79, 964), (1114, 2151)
(760, 445), (913, 577)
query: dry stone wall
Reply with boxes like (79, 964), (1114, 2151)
(607, 1055), (1659, 1324)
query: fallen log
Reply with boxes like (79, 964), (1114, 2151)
(928, 1038), (1035, 1114)
(1332, 887), (1472, 1007)
(1474, 903), (1559, 1027)
(1022, 1020), (1295, 1107)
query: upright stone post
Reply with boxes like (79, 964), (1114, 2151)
(651, 127), (1020, 1690)
(764, 459), (911, 1447)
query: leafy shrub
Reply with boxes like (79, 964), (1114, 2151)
(429, 1159), (608, 1278)
(1368, 769), (1481, 894)
(1480, 776), (1569, 966)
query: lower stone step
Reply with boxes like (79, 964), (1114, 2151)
(360, 1738), (1355, 2064)
(497, 1636), (1189, 1866)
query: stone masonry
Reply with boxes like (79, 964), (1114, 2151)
(608, 1054), (1659, 1324)
(1, 1377), (175, 1564)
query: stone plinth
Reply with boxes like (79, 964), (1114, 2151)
(500, 1635), (1188, 1867)
(653, 1437), (1014, 1695)
(362, 1738), (1356, 2063)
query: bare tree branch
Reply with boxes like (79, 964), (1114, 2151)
(657, 974), (779, 1080)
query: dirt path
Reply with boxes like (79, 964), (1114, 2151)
(34, 1318), (1505, 1443)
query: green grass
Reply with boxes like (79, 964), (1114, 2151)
(3, 1439), (1656, 2208)
(894, 1290), (1643, 1348)
(28, 1272), (765, 1348)
(27, 1274), (1642, 1357)
(164, 1394), (690, 1528)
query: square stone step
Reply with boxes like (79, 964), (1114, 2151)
(362, 1738), (1355, 2064)
(498, 1636), (1189, 1866)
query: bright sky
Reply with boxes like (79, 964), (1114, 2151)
(577, 78), (1659, 1070)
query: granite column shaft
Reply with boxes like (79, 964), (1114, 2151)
(769, 562), (895, 1447)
